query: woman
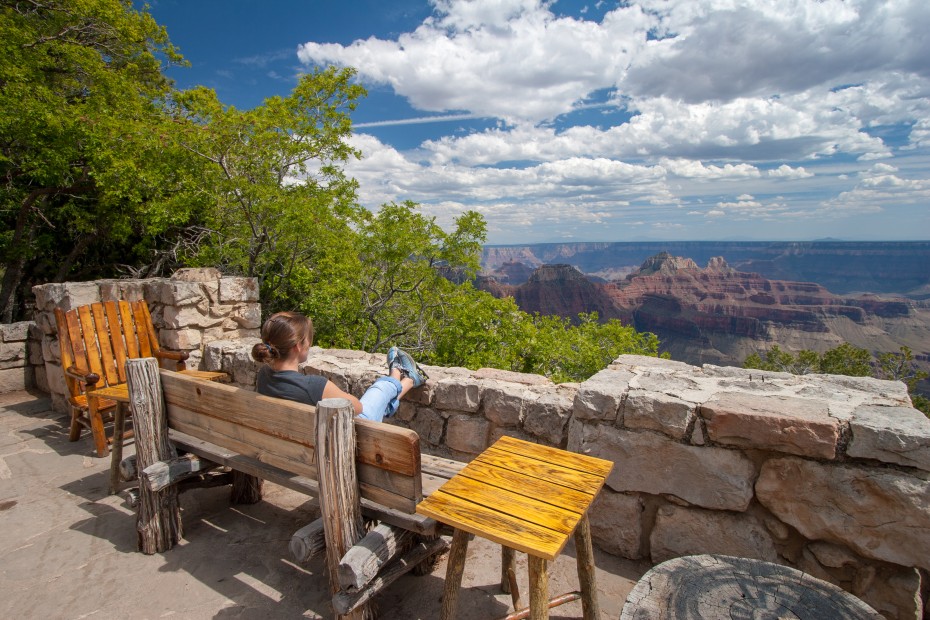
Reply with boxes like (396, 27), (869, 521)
(251, 311), (426, 422)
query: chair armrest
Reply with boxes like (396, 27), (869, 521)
(154, 350), (190, 362)
(64, 365), (100, 387)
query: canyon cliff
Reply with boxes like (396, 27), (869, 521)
(477, 253), (930, 376)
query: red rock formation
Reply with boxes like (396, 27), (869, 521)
(477, 253), (928, 369)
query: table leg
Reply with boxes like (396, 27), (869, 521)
(574, 513), (601, 620)
(441, 528), (470, 620)
(108, 402), (126, 495)
(501, 546), (515, 593)
(528, 555), (548, 620)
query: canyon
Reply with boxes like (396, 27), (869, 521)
(477, 249), (930, 385)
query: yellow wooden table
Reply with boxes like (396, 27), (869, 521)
(416, 435), (613, 620)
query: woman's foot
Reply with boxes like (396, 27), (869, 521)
(387, 347), (428, 388)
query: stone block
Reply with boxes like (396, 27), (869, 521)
(97, 280), (122, 302)
(32, 282), (100, 312)
(117, 280), (147, 302)
(523, 387), (574, 446)
(28, 340), (44, 366)
(42, 337), (60, 366)
(472, 367), (551, 385)
(482, 383), (526, 426)
(219, 276), (260, 302)
(573, 368), (632, 422)
(159, 328), (202, 351)
(410, 408), (445, 446)
(0, 341), (25, 366)
(630, 369), (721, 404)
(146, 280), (204, 306)
(229, 303), (262, 329)
(44, 362), (67, 396)
(808, 541), (859, 568)
(34, 364), (48, 393)
(445, 414), (489, 454)
(488, 426), (538, 445)
(162, 305), (224, 329)
(433, 379), (481, 413)
(171, 268), (221, 282)
(1, 321), (30, 342)
(572, 424), (755, 511)
(702, 391), (840, 459)
(588, 490), (643, 559)
(756, 456), (930, 572)
(855, 565), (924, 620)
(649, 505), (778, 563)
(612, 354), (695, 372)
(847, 405), (930, 472)
(623, 389), (695, 439)
(0, 367), (29, 393)
(35, 312), (56, 336)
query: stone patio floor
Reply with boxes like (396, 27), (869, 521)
(0, 389), (648, 619)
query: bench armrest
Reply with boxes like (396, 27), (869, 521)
(64, 364), (100, 387)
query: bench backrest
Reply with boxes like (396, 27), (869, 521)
(159, 370), (424, 513)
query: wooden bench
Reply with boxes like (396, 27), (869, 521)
(122, 358), (464, 618)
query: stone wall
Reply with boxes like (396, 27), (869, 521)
(0, 321), (35, 393)
(31, 268), (260, 413)
(202, 344), (929, 619)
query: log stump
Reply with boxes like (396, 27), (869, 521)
(620, 554), (883, 620)
(126, 358), (181, 554)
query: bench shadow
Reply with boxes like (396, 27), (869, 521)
(58, 471), (493, 619)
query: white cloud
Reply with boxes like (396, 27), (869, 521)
(297, 0), (930, 241)
(768, 165), (813, 179)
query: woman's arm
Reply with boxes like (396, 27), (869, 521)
(321, 380), (364, 415)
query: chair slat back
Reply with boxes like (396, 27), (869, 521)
(91, 303), (120, 386)
(131, 300), (155, 358)
(55, 300), (163, 393)
(104, 301), (129, 384)
(118, 301), (140, 359)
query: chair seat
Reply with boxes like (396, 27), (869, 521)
(70, 394), (119, 411)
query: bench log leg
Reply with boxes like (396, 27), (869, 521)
(528, 556), (548, 620)
(441, 528), (471, 620)
(230, 470), (263, 504)
(573, 514), (600, 620)
(127, 358), (181, 554)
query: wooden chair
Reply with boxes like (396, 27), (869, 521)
(55, 299), (226, 457)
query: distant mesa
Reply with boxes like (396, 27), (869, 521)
(475, 250), (930, 386)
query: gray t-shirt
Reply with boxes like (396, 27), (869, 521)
(256, 365), (328, 406)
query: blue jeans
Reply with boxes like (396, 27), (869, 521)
(358, 376), (403, 422)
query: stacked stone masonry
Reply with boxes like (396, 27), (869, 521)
(29, 268), (260, 413)
(0, 321), (35, 393)
(201, 344), (929, 619)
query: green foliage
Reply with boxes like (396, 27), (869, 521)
(745, 343), (929, 417)
(0, 0), (202, 320)
(170, 67), (366, 306)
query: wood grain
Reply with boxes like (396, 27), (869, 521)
(455, 459), (593, 514)
(477, 445), (607, 496)
(417, 490), (567, 559)
(493, 435), (614, 478)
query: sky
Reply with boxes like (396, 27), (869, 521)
(143, 0), (930, 244)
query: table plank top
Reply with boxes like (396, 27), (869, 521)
(416, 436), (613, 560)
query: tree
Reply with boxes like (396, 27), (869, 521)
(170, 67), (366, 309)
(0, 0), (199, 321)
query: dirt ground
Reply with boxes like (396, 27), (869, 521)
(0, 389), (649, 619)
